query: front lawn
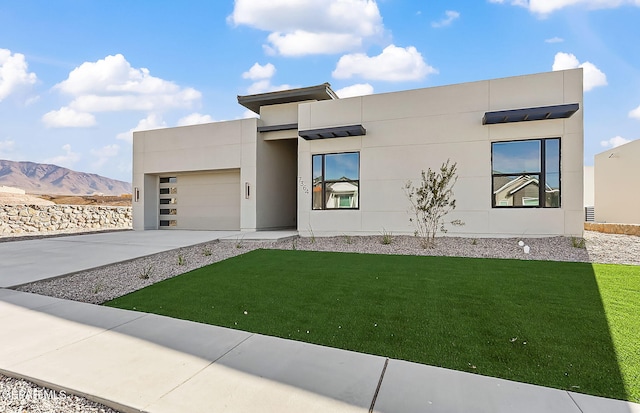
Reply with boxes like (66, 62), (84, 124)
(105, 249), (639, 402)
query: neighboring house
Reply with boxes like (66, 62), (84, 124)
(493, 175), (559, 207)
(594, 139), (640, 225)
(583, 165), (595, 222)
(132, 69), (584, 237)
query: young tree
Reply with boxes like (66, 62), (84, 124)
(404, 159), (464, 248)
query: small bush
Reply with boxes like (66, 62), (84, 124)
(139, 265), (153, 279)
(308, 224), (316, 244)
(571, 237), (586, 249)
(404, 159), (464, 248)
(381, 229), (393, 245)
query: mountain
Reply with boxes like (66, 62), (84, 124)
(0, 160), (131, 195)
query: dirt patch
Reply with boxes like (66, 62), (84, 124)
(0, 193), (55, 205)
(36, 194), (132, 206)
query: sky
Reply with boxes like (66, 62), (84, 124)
(0, 0), (639, 183)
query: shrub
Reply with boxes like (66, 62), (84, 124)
(404, 159), (464, 248)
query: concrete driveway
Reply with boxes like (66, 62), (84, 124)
(0, 230), (244, 288)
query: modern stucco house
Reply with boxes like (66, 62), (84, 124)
(594, 138), (639, 225)
(132, 68), (584, 237)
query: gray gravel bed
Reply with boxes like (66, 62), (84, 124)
(0, 374), (119, 413)
(5, 230), (639, 413)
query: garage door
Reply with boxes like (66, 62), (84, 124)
(159, 170), (241, 230)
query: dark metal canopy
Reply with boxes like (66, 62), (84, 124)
(482, 103), (579, 125)
(298, 125), (366, 140)
(257, 123), (298, 133)
(238, 83), (338, 114)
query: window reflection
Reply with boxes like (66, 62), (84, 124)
(312, 152), (359, 210)
(492, 138), (560, 208)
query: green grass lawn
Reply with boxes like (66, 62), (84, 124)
(105, 249), (639, 402)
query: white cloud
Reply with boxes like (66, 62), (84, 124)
(629, 105), (640, 119)
(228, 0), (385, 56)
(242, 63), (276, 80)
(247, 80), (293, 94)
(43, 144), (81, 169)
(0, 48), (37, 101)
(0, 139), (16, 158)
(333, 45), (437, 81)
(42, 107), (96, 128)
(552, 52), (607, 92)
(52, 54), (200, 114)
(241, 62), (292, 94)
(265, 31), (365, 56)
(177, 113), (214, 126)
(335, 83), (374, 98)
(242, 110), (259, 119)
(600, 136), (631, 148)
(431, 10), (460, 28)
(116, 114), (166, 144)
(491, 0), (640, 15)
(90, 144), (120, 169)
(545, 37), (564, 43)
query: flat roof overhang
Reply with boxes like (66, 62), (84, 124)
(238, 83), (338, 114)
(482, 103), (579, 125)
(257, 123), (298, 133)
(299, 124), (366, 140)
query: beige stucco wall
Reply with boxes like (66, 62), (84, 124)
(132, 118), (258, 230)
(594, 139), (640, 224)
(297, 69), (584, 237)
(255, 138), (298, 229)
(583, 165), (594, 207)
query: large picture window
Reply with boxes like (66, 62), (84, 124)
(492, 138), (560, 208)
(312, 152), (359, 210)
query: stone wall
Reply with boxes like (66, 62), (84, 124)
(0, 205), (132, 235)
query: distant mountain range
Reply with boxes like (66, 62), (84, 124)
(0, 160), (131, 195)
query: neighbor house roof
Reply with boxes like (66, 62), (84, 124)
(238, 83), (339, 114)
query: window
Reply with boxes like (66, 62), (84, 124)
(491, 138), (560, 208)
(160, 177), (177, 184)
(312, 152), (359, 210)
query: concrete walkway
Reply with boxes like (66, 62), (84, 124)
(0, 229), (297, 287)
(0, 230), (638, 412)
(1, 289), (638, 413)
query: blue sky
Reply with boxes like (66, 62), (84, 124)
(1, 0), (639, 183)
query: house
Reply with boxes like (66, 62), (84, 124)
(594, 139), (640, 225)
(132, 69), (584, 237)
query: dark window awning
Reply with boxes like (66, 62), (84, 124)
(483, 103), (579, 125)
(257, 123), (298, 133)
(299, 125), (366, 140)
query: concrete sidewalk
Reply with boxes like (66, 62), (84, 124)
(1, 288), (638, 413)
(0, 229), (297, 287)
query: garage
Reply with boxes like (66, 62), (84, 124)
(159, 169), (241, 230)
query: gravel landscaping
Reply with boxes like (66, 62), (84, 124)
(0, 375), (119, 413)
(15, 230), (640, 306)
(3, 230), (639, 412)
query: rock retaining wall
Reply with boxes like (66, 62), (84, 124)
(584, 222), (640, 236)
(0, 205), (132, 235)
